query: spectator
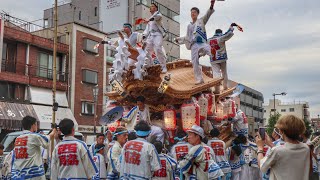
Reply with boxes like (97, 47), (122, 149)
(256, 115), (310, 180)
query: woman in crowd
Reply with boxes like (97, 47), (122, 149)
(256, 115), (310, 180)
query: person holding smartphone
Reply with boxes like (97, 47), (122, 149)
(256, 115), (310, 180)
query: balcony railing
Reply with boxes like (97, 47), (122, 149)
(1, 60), (68, 82)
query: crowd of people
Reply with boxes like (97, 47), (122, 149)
(0, 113), (318, 180)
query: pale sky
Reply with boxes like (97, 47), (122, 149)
(1, 0), (320, 118)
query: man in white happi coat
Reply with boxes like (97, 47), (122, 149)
(106, 126), (128, 179)
(229, 107), (248, 137)
(143, 3), (168, 73)
(10, 116), (56, 179)
(179, 125), (223, 180)
(208, 23), (238, 91)
(170, 131), (192, 161)
(92, 144), (107, 180)
(153, 141), (177, 180)
(119, 121), (161, 179)
(51, 118), (98, 179)
(208, 128), (232, 180)
(123, 96), (164, 143)
(175, 0), (216, 85)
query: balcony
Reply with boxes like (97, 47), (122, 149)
(1, 60), (68, 90)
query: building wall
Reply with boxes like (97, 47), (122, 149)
(43, 0), (100, 29)
(263, 99), (310, 125)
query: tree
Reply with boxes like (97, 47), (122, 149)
(266, 112), (281, 136)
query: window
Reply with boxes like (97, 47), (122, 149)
(289, 108), (295, 112)
(81, 101), (95, 115)
(1, 41), (17, 73)
(79, 11), (82, 20)
(94, 7), (98, 16)
(82, 69), (98, 84)
(281, 109), (286, 112)
(264, 110), (266, 113)
(44, 19), (49, 28)
(38, 52), (62, 79)
(83, 38), (99, 54)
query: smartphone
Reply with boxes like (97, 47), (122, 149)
(259, 127), (266, 140)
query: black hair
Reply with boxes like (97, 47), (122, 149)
(151, 3), (158, 10)
(0, 144), (4, 150)
(22, 116), (37, 130)
(134, 121), (151, 138)
(153, 141), (163, 154)
(96, 133), (105, 138)
(59, 118), (74, 136)
(215, 29), (223, 34)
(123, 23), (132, 29)
(128, 131), (137, 141)
(202, 136), (208, 144)
(176, 130), (187, 139)
(233, 134), (247, 145)
(210, 128), (220, 138)
(95, 143), (105, 151)
(191, 7), (200, 14)
(136, 96), (145, 103)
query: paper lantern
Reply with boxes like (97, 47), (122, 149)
(164, 109), (177, 130)
(181, 100), (200, 131)
(227, 99), (236, 118)
(215, 102), (224, 122)
(205, 93), (216, 116)
(198, 94), (208, 120)
(222, 100), (229, 120)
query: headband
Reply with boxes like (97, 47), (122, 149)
(136, 130), (151, 137)
(174, 136), (187, 141)
(112, 130), (128, 138)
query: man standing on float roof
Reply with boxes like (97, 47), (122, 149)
(143, 3), (168, 73)
(175, 0), (216, 85)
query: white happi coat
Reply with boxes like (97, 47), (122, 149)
(229, 110), (248, 136)
(51, 136), (98, 180)
(207, 138), (231, 174)
(238, 142), (261, 180)
(122, 106), (151, 131)
(93, 153), (107, 179)
(152, 153), (177, 180)
(170, 141), (192, 161)
(1, 150), (13, 179)
(90, 142), (109, 163)
(179, 144), (223, 180)
(11, 130), (49, 179)
(176, 8), (214, 82)
(119, 138), (161, 179)
(107, 141), (122, 178)
(143, 11), (167, 67)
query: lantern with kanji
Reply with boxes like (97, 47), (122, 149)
(221, 99), (229, 120)
(164, 109), (177, 130)
(181, 99), (200, 131)
(215, 102), (224, 122)
(205, 93), (216, 117)
(227, 99), (236, 118)
(198, 94), (208, 120)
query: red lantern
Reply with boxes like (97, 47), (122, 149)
(205, 93), (216, 116)
(228, 99), (236, 118)
(181, 100), (200, 131)
(164, 109), (177, 130)
(198, 94), (208, 121)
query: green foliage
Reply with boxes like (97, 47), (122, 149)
(266, 112), (281, 136)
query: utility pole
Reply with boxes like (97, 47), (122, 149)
(51, 0), (58, 156)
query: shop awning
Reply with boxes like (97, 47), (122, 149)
(0, 102), (37, 130)
(29, 86), (69, 107)
(32, 105), (78, 130)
